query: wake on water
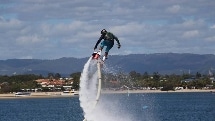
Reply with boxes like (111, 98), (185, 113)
(79, 57), (133, 121)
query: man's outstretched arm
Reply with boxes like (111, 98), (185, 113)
(114, 35), (121, 48)
(94, 35), (104, 50)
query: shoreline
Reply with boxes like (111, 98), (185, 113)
(0, 89), (214, 99)
(0, 92), (75, 99)
(101, 89), (215, 94)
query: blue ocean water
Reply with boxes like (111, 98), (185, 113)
(0, 92), (214, 121)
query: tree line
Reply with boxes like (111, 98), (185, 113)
(102, 71), (215, 91)
(0, 72), (81, 93)
(0, 71), (214, 93)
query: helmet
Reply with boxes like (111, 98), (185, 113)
(101, 29), (107, 34)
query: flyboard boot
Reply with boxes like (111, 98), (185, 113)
(102, 56), (107, 62)
(92, 50), (101, 60)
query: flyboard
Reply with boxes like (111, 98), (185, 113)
(83, 51), (103, 121)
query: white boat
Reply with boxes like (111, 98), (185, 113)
(61, 90), (79, 96)
(15, 92), (31, 97)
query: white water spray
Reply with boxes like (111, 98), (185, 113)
(79, 57), (99, 120)
(79, 57), (133, 121)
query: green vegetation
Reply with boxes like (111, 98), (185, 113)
(0, 71), (214, 93)
(102, 71), (215, 91)
(0, 74), (43, 93)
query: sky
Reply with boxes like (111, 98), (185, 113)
(0, 0), (215, 60)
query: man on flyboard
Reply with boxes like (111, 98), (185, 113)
(93, 29), (121, 61)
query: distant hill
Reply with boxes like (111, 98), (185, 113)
(0, 53), (215, 76)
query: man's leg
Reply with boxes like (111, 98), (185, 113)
(97, 47), (103, 55)
(104, 52), (108, 57)
(98, 41), (105, 55)
(102, 52), (108, 60)
(103, 43), (113, 61)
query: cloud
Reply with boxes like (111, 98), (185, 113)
(210, 25), (215, 29)
(16, 34), (47, 44)
(0, 18), (23, 30)
(205, 36), (215, 42)
(0, 0), (215, 59)
(166, 5), (181, 13)
(182, 30), (199, 38)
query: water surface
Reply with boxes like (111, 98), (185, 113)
(0, 92), (214, 121)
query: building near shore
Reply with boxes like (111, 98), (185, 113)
(35, 78), (74, 91)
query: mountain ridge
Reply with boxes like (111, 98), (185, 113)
(0, 53), (214, 76)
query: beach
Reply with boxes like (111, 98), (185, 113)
(0, 92), (67, 99)
(0, 89), (214, 99)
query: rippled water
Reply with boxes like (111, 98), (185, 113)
(0, 92), (214, 121)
